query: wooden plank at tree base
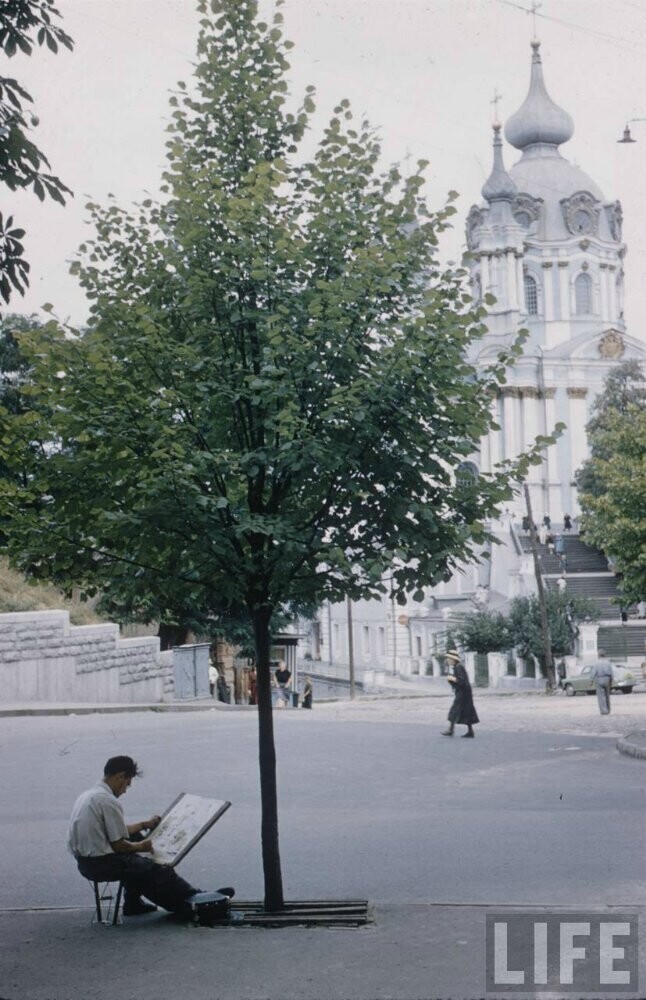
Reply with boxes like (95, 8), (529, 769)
(228, 899), (371, 927)
(231, 899), (368, 913)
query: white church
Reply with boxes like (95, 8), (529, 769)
(303, 40), (646, 688)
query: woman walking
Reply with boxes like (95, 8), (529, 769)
(441, 649), (479, 738)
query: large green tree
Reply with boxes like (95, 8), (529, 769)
(0, 1), (73, 308)
(0, 0), (546, 910)
(507, 591), (597, 671)
(576, 362), (645, 602)
(454, 592), (596, 667)
(453, 607), (511, 655)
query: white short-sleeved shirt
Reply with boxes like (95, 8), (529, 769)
(67, 779), (129, 858)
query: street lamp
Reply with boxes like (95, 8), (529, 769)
(617, 118), (646, 143)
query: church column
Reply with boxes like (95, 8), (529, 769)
(502, 387), (520, 460)
(506, 250), (518, 310)
(543, 388), (560, 516)
(599, 263), (609, 322)
(522, 387), (543, 515)
(479, 424), (491, 474)
(480, 254), (492, 297)
(489, 393), (503, 470)
(557, 261), (570, 320)
(541, 261), (554, 321)
(521, 387), (539, 451)
(608, 265), (617, 323)
(515, 252), (524, 312)
(615, 266), (625, 324)
(567, 387), (589, 513)
(493, 250), (506, 306)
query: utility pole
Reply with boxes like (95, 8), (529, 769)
(346, 595), (356, 700)
(524, 483), (555, 689)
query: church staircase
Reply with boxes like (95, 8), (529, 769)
(550, 575), (622, 621)
(597, 625), (646, 660)
(518, 529), (642, 661)
(518, 531), (610, 578)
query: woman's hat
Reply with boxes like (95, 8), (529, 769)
(445, 649), (461, 662)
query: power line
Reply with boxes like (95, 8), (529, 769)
(619, 0), (646, 14)
(498, 0), (646, 54)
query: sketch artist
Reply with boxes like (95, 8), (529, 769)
(67, 755), (234, 920)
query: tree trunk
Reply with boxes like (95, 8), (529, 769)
(252, 606), (285, 912)
(524, 484), (556, 689)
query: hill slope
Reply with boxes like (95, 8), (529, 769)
(0, 559), (104, 625)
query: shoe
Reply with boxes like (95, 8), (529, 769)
(123, 898), (158, 916)
(461, 731), (475, 738)
(216, 886), (235, 899)
(441, 730), (454, 736)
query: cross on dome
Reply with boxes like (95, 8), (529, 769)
(490, 89), (502, 126)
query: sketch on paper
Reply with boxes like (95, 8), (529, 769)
(149, 793), (231, 866)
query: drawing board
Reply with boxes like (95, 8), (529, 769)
(149, 792), (231, 866)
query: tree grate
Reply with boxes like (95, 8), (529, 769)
(227, 898), (371, 928)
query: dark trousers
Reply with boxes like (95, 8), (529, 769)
(595, 678), (611, 715)
(77, 853), (197, 913)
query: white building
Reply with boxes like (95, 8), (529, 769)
(306, 41), (646, 685)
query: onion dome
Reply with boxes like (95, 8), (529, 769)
(505, 41), (574, 151)
(481, 124), (517, 202)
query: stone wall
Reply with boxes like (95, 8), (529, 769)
(0, 610), (173, 703)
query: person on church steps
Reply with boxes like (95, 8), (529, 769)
(441, 650), (479, 738)
(67, 755), (234, 918)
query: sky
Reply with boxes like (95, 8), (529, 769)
(6, 0), (646, 333)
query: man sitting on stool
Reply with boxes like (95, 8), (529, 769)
(67, 755), (233, 917)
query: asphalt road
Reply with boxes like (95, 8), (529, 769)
(1, 697), (644, 912)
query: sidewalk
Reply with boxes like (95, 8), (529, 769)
(1, 903), (643, 1000)
(0, 684), (549, 717)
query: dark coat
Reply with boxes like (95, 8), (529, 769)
(447, 663), (479, 725)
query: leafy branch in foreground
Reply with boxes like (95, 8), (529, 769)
(0, 0), (73, 307)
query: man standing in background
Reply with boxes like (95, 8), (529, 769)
(590, 650), (613, 716)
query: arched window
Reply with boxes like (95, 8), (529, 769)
(524, 273), (538, 315)
(575, 272), (593, 315)
(456, 461), (479, 486)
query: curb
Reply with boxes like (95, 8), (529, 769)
(616, 732), (646, 760)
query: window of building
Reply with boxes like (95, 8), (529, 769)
(378, 627), (386, 655)
(456, 461), (479, 486)
(415, 635), (422, 657)
(524, 273), (538, 315)
(575, 272), (593, 315)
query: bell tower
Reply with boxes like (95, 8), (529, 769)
(465, 40), (634, 521)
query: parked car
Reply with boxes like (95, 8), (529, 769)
(564, 664), (635, 697)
